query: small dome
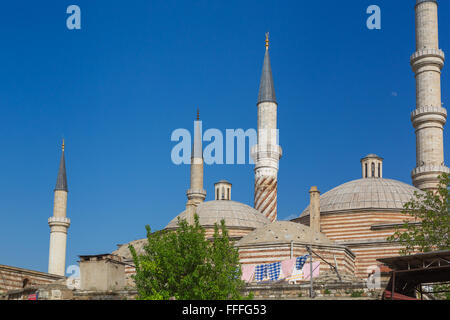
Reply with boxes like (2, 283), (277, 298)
(300, 178), (423, 216)
(361, 153), (383, 160)
(215, 180), (231, 185)
(165, 200), (270, 230)
(237, 221), (332, 246)
(113, 238), (147, 261)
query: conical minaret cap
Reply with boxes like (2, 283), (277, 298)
(257, 33), (277, 105)
(55, 140), (68, 192)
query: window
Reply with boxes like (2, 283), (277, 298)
(365, 163), (368, 178)
(371, 163), (375, 177)
(378, 163), (381, 178)
(22, 278), (30, 288)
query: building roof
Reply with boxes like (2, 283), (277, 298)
(361, 153), (383, 161)
(165, 200), (270, 230)
(113, 239), (147, 261)
(378, 249), (450, 271)
(236, 221), (332, 246)
(55, 149), (68, 192)
(257, 48), (276, 104)
(300, 178), (423, 216)
(215, 180), (231, 185)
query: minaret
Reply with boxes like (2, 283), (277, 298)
(185, 110), (206, 224)
(48, 140), (70, 276)
(309, 186), (320, 238)
(411, 0), (449, 191)
(251, 33), (282, 222)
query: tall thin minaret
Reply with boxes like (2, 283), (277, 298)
(411, 0), (449, 191)
(185, 110), (206, 224)
(251, 33), (282, 222)
(48, 140), (70, 276)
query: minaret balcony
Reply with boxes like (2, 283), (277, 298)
(48, 216), (71, 228)
(186, 189), (206, 199)
(411, 164), (450, 177)
(250, 144), (282, 161)
(410, 48), (445, 72)
(411, 105), (447, 128)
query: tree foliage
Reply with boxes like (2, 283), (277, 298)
(129, 214), (249, 300)
(388, 173), (450, 254)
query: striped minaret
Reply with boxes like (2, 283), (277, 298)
(411, 0), (449, 191)
(251, 33), (282, 222)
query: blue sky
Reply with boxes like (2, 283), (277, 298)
(0, 0), (449, 273)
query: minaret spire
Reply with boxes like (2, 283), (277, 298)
(257, 33), (277, 105)
(185, 110), (206, 224)
(411, 0), (449, 191)
(251, 34), (282, 222)
(55, 139), (68, 192)
(48, 140), (71, 276)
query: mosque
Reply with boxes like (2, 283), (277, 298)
(114, 0), (449, 284)
(0, 0), (448, 295)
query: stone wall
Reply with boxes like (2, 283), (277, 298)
(294, 210), (414, 278)
(237, 242), (356, 276)
(79, 254), (126, 291)
(1, 283), (137, 300)
(0, 264), (64, 295)
(243, 282), (384, 300)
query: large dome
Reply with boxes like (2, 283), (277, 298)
(165, 200), (270, 230)
(300, 178), (423, 216)
(237, 221), (332, 245)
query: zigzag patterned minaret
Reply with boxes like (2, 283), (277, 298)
(251, 33), (282, 222)
(411, 0), (449, 191)
(48, 140), (70, 276)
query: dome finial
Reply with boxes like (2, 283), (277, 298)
(62, 138), (65, 152)
(265, 32), (269, 50)
(196, 108), (200, 121)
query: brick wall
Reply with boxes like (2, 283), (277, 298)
(0, 265), (64, 295)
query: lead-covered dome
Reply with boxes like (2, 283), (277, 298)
(165, 200), (270, 230)
(237, 221), (332, 245)
(300, 178), (423, 216)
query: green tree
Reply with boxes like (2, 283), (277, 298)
(129, 214), (248, 300)
(388, 173), (450, 300)
(388, 173), (449, 254)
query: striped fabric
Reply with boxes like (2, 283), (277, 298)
(287, 269), (304, 283)
(296, 255), (309, 270)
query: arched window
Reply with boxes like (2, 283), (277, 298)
(221, 187), (225, 200)
(365, 163), (368, 178)
(378, 163), (381, 178)
(216, 188), (219, 200)
(22, 278), (30, 288)
(227, 188), (230, 200)
(371, 163), (375, 177)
